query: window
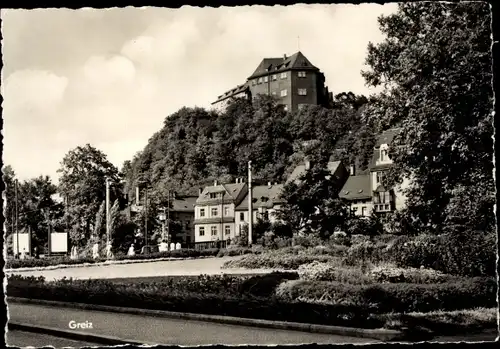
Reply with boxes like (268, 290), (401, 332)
(210, 193), (217, 199)
(298, 88), (307, 96)
(225, 225), (231, 235)
(224, 206), (229, 216)
(264, 76), (268, 83)
(280, 72), (287, 79)
(272, 91), (277, 96)
(200, 208), (205, 217)
(258, 77), (263, 84)
(361, 207), (366, 216)
(272, 74), (277, 81)
(280, 89), (288, 97)
(298, 71), (307, 78)
(240, 212), (245, 221)
(211, 207), (218, 217)
(381, 149), (388, 161)
(252, 80), (256, 85)
(376, 172), (383, 185)
(199, 227), (205, 236)
(211, 226), (217, 236)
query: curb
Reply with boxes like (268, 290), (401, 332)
(5, 255), (219, 273)
(8, 297), (405, 342)
(8, 322), (150, 346)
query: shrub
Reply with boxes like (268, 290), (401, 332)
(387, 231), (496, 277)
(328, 233), (351, 247)
(222, 252), (338, 270)
(368, 264), (452, 284)
(293, 234), (323, 248)
(297, 261), (371, 284)
(238, 272), (299, 298)
(274, 277), (496, 313)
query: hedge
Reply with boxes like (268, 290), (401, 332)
(275, 277), (497, 314)
(7, 274), (381, 328)
(5, 248), (221, 269)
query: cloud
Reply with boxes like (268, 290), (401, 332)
(2, 4), (398, 182)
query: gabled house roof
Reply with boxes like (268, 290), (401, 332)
(196, 182), (247, 205)
(235, 184), (285, 211)
(286, 160), (343, 184)
(375, 127), (402, 147)
(339, 174), (372, 200)
(369, 128), (402, 171)
(171, 196), (197, 212)
(247, 51), (319, 80)
(212, 84), (250, 104)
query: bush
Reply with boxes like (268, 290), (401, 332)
(368, 264), (452, 284)
(238, 272), (299, 298)
(274, 277), (496, 313)
(297, 261), (371, 284)
(222, 252), (338, 270)
(293, 234), (323, 248)
(387, 231), (496, 277)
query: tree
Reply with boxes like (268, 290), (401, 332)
(16, 176), (63, 251)
(2, 165), (17, 237)
(276, 151), (349, 239)
(362, 2), (494, 233)
(57, 144), (120, 245)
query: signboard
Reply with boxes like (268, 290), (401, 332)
(12, 233), (31, 256)
(50, 232), (68, 253)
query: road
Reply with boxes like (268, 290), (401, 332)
(8, 302), (379, 345)
(6, 330), (101, 347)
(6, 256), (279, 281)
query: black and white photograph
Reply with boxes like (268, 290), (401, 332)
(2, 1), (498, 347)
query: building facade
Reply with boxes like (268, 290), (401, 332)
(212, 51), (332, 113)
(170, 196), (197, 245)
(234, 183), (285, 236)
(339, 128), (409, 216)
(194, 180), (248, 245)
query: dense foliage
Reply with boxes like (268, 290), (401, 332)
(363, 2), (494, 234)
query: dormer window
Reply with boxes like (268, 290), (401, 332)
(378, 144), (391, 164)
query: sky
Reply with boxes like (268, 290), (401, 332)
(1, 4), (398, 183)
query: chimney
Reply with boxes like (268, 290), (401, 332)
(283, 54), (287, 60)
(305, 159), (311, 171)
(135, 187), (140, 206)
(350, 164), (355, 176)
(214, 180), (218, 186)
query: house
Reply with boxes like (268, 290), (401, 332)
(339, 127), (409, 216)
(170, 195), (197, 245)
(339, 169), (373, 217)
(194, 179), (248, 247)
(212, 51), (332, 113)
(234, 182), (285, 236)
(286, 159), (349, 196)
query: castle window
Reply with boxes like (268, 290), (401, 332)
(280, 89), (288, 97)
(298, 88), (307, 96)
(298, 71), (307, 78)
(280, 72), (287, 79)
(272, 74), (277, 81)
